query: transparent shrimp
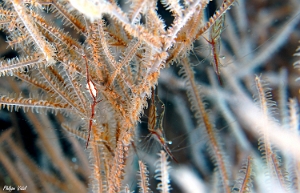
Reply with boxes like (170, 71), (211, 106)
(204, 14), (225, 85)
(147, 88), (178, 163)
(83, 55), (102, 148)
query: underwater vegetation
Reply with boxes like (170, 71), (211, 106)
(0, 0), (300, 192)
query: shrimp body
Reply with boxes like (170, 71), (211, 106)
(206, 14), (225, 85)
(211, 40), (222, 84)
(83, 55), (102, 148)
(149, 129), (178, 163)
(147, 88), (178, 162)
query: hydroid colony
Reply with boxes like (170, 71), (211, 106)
(0, 0), (299, 192)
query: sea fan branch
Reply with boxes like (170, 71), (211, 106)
(179, 57), (230, 193)
(0, 56), (46, 76)
(138, 160), (152, 193)
(155, 150), (171, 193)
(11, 0), (56, 64)
(0, 95), (70, 113)
(232, 156), (254, 193)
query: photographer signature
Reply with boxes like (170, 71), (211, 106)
(3, 185), (27, 192)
